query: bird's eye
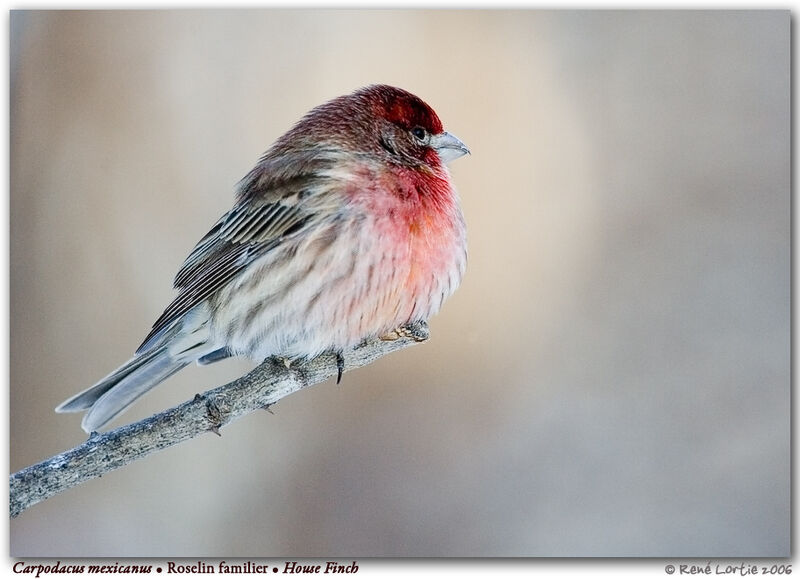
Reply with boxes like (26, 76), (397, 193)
(411, 127), (427, 141)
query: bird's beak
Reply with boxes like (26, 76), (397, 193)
(431, 131), (470, 163)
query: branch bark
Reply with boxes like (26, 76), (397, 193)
(10, 321), (429, 519)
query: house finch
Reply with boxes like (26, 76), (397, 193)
(56, 84), (469, 433)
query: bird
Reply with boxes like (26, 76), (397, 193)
(56, 84), (469, 433)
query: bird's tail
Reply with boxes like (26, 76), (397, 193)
(56, 311), (216, 433)
(55, 345), (189, 433)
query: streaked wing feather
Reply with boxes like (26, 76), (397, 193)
(173, 215), (227, 288)
(137, 186), (322, 354)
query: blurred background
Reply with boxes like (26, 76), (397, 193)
(10, 10), (789, 556)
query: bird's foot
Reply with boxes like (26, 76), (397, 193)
(379, 321), (430, 342)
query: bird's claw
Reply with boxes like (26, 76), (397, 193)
(379, 321), (429, 343)
(336, 352), (345, 384)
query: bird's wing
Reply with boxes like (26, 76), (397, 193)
(137, 152), (342, 353)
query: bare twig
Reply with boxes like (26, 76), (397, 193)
(10, 321), (430, 518)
